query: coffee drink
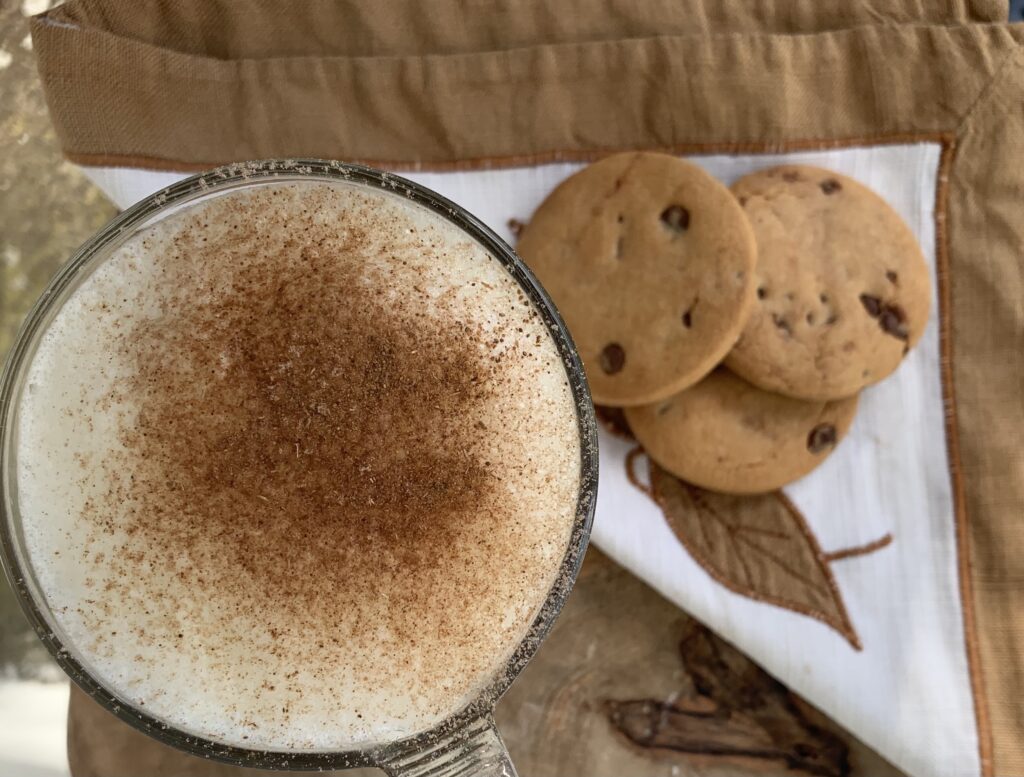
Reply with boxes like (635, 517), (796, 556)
(15, 181), (581, 750)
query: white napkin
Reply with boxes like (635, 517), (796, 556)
(83, 143), (970, 777)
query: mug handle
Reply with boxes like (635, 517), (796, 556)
(380, 715), (517, 777)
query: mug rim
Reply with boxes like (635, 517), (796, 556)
(0, 159), (598, 769)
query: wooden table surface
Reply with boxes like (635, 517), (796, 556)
(1, 4), (903, 775)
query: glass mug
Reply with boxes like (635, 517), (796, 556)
(0, 161), (599, 776)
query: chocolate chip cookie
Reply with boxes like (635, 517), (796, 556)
(518, 152), (758, 407)
(625, 368), (859, 494)
(725, 165), (930, 400)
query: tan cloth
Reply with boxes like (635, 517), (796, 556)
(29, 1), (1024, 775)
(31, 0), (1010, 169)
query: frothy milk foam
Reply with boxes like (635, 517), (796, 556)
(16, 181), (581, 750)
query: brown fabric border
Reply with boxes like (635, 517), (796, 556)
(31, 16), (1022, 169)
(946, 44), (1024, 775)
(43, 0), (1010, 60)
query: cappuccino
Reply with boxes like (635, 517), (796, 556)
(16, 181), (581, 750)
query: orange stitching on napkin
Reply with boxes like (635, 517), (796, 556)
(64, 132), (957, 174)
(934, 138), (992, 777)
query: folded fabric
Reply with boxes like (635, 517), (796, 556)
(31, 2), (1024, 775)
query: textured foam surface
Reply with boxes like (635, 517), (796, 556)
(17, 181), (580, 750)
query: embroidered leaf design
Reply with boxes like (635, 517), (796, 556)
(649, 462), (862, 650)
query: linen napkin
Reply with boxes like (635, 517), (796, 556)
(29, 2), (1024, 775)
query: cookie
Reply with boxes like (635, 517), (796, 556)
(518, 151), (757, 407)
(725, 165), (930, 400)
(625, 368), (859, 494)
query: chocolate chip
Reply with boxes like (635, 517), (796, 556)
(660, 205), (690, 232)
(599, 343), (626, 374)
(862, 296), (910, 341)
(617, 214), (625, 223)
(757, 287), (767, 299)
(886, 270), (899, 285)
(682, 310), (692, 328)
(806, 312), (816, 325)
(782, 171), (801, 182)
(819, 293), (829, 304)
(860, 294), (882, 317)
(820, 179), (842, 195)
(879, 306), (909, 341)
(738, 196), (748, 206)
(807, 424), (837, 453)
